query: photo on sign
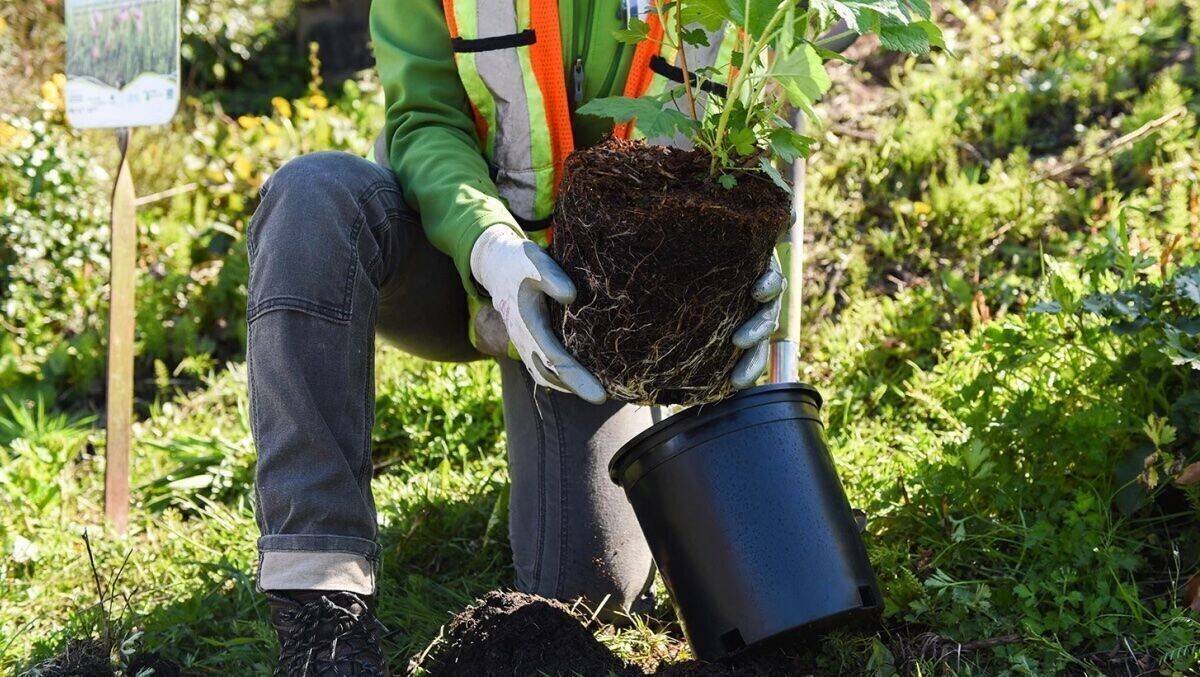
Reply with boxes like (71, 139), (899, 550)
(65, 0), (180, 128)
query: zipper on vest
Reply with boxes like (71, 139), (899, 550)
(571, 57), (586, 110)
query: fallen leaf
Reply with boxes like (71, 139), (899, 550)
(1174, 461), (1200, 486)
(1184, 571), (1200, 613)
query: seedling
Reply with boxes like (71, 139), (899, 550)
(581, 0), (945, 188)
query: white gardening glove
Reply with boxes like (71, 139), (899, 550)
(470, 225), (607, 404)
(730, 253), (786, 389)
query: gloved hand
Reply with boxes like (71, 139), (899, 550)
(470, 225), (607, 404)
(730, 253), (786, 389)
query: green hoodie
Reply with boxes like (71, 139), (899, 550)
(370, 0), (634, 296)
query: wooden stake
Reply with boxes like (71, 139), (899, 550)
(105, 128), (136, 534)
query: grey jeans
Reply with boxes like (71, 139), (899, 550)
(247, 151), (657, 612)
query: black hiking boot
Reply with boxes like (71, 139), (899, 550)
(268, 590), (389, 676)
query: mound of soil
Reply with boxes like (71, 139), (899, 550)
(31, 639), (181, 677)
(30, 639), (111, 677)
(417, 591), (635, 676)
(551, 138), (789, 406)
(125, 651), (181, 676)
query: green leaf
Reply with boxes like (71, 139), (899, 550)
(758, 157), (793, 194)
(878, 19), (930, 54)
(613, 17), (651, 45)
(1174, 267), (1200, 305)
(681, 27), (711, 47)
(742, 0), (782, 38)
(718, 173), (738, 189)
(680, 0), (736, 30)
(811, 0), (933, 35)
(915, 20), (945, 50)
(901, 0), (932, 20)
(768, 128), (813, 163)
(810, 0), (888, 33)
(729, 127), (758, 156)
(774, 44), (832, 108)
(576, 96), (698, 139)
(813, 43), (857, 64)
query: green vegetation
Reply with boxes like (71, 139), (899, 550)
(2, 0), (1199, 673)
(581, 0), (942, 184)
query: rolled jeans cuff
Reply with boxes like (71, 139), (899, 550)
(257, 535), (381, 595)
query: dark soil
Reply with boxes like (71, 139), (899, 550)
(29, 639), (112, 677)
(30, 639), (181, 677)
(125, 651), (182, 676)
(416, 590), (636, 676)
(415, 590), (836, 676)
(551, 138), (789, 406)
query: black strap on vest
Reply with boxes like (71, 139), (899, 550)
(451, 29), (537, 53)
(516, 214), (553, 232)
(649, 55), (729, 98)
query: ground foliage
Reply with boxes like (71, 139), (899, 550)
(3, 0), (1200, 674)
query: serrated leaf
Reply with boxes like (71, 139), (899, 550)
(718, 173), (738, 189)
(811, 0), (901, 33)
(759, 156), (793, 195)
(576, 96), (698, 139)
(1175, 267), (1200, 304)
(916, 20), (946, 50)
(613, 17), (651, 45)
(774, 44), (832, 109)
(681, 27), (711, 47)
(680, 0), (736, 31)
(901, 0), (932, 20)
(729, 127), (758, 156)
(878, 19), (930, 54)
(768, 127), (813, 163)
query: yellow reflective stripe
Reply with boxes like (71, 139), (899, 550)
(448, 0), (498, 157)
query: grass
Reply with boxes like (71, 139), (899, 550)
(3, 0), (1200, 674)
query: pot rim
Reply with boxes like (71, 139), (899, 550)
(609, 382), (823, 485)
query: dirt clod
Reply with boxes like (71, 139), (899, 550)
(29, 639), (111, 677)
(417, 590), (635, 676)
(125, 651), (181, 676)
(551, 138), (789, 406)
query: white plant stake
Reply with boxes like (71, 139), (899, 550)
(769, 114), (804, 385)
(65, 0), (181, 533)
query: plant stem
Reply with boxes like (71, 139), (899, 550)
(673, 0), (698, 120)
(709, 0), (790, 174)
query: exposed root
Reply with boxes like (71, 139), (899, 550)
(551, 138), (788, 406)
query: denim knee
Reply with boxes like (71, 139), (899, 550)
(247, 152), (397, 326)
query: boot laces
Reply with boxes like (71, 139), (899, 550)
(275, 592), (387, 676)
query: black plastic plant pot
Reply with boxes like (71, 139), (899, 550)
(609, 383), (882, 661)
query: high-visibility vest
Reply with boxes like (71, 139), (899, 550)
(440, 0), (737, 241)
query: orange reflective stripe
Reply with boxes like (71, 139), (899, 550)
(614, 11), (665, 139)
(441, 0), (459, 34)
(468, 101), (489, 146)
(529, 0), (574, 190)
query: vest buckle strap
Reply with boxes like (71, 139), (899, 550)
(648, 54), (729, 99)
(450, 28), (537, 53)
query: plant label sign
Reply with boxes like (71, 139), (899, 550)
(65, 0), (180, 129)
